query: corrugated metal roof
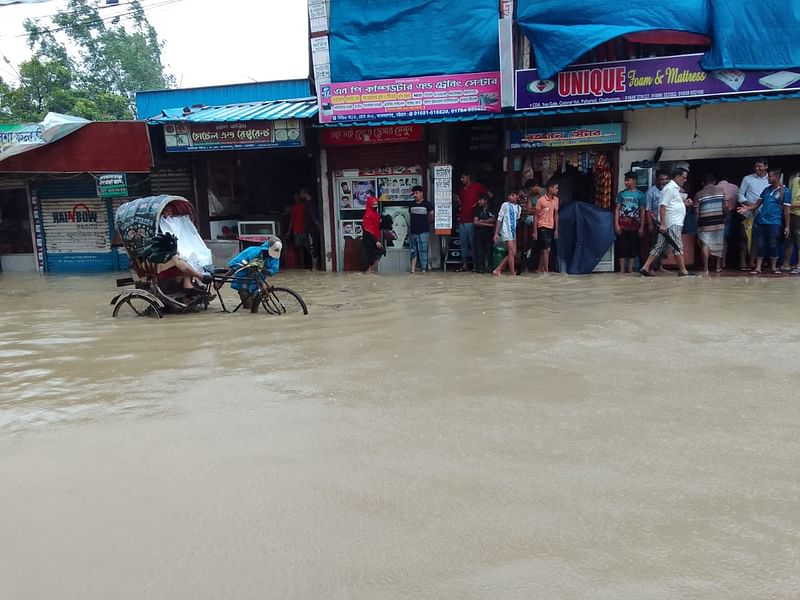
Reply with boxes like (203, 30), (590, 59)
(135, 79), (313, 120)
(148, 98), (319, 123)
(318, 91), (800, 127)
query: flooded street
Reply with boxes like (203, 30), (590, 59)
(1, 271), (799, 600)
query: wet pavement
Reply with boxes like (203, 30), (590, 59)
(1, 271), (799, 599)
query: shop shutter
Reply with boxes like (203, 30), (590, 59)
(150, 168), (194, 201)
(40, 197), (116, 272)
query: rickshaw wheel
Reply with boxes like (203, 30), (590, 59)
(113, 294), (163, 319)
(255, 286), (308, 316)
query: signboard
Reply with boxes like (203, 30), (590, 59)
(516, 53), (800, 110)
(319, 72), (502, 123)
(432, 164), (453, 234)
(322, 124), (424, 146)
(0, 113), (88, 162)
(164, 120), (304, 153)
(96, 173), (128, 198)
(508, 123), (625, 149)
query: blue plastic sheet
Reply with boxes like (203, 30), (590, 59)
(516, 0), (710, 79)
(556, 201), (616, 275)
(701, 0), (800, 70)
(329, 0), (499, 82)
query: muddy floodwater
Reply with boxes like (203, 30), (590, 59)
(1, 271), (799, 600)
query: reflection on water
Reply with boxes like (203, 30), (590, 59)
(1, 271), (799, 600)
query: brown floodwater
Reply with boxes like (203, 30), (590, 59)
(1, 270), (799, 600)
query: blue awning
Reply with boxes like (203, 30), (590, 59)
(329, 0), (499, 82)
(516, 0), (710, 80)
(147, 97), (318, 123)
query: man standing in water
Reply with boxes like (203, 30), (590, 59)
(738, 167), (791, 275)
(645, 170), (670, 273)
(532, 180), (559, 273)
(408, 185), (433, 273)
(640, 168), (695, 277)
(738, 159), (770, 269)
(456, 172), (489, 272)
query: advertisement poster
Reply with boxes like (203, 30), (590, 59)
(350, 179), (376, 208)
(164, 120), (304, 152)
(335, 166), (422, 216)
(516, 53), (800, 110)
(319, 72), (502, 123)
(382, 206), (409, 249)
(432, 165), (453, 234)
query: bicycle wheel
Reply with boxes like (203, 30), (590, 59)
(259, 286), (308, 315)
(113, 294), (163, 319)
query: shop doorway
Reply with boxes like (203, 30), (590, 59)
(0, 187), (35, 272)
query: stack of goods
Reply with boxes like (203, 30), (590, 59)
(593, 153), (612, 208)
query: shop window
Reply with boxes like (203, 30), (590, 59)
(0, 189), (33, 254)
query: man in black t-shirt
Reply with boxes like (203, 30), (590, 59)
(473, 193), (496, 273)
(409, 185), (433, 272)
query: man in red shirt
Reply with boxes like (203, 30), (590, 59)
(457, 172), (490, 272)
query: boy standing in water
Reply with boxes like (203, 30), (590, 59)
(614, 171), (646, 273)
(472, 193), (495, 273)
(492, 191), (522, 276)
(533, 181), (560, 273)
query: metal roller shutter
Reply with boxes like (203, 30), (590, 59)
(35, 177), (113, 273)
(150, 169), (194, 201)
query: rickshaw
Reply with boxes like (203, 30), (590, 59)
(110, 195), (308, 319)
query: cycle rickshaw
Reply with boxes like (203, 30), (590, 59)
(110, 195), (308, 319)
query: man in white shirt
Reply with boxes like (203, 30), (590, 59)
(738, 159), (770, 269)
(640, 167), (695, 276)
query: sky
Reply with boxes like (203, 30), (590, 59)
(0, 0), (310, 88)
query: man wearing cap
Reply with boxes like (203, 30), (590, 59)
(216, 238), (282, 309)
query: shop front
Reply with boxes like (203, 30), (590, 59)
(504, 121), (624, 272)
(0, 120), (153, 273)
(149, 99), (319, 269)
(513, 52), (800, 271)
(321, 125), (429, 272)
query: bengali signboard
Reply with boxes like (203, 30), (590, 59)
(164, 120), (304, 153)
(516, 53), (800, 110)
(508, 123), (625, 149)
(96, 173), (128, 198)
(0, 113), (88, 162)
(319, 72), (502, 123)
(322, 124), (424, 146)
(432, 165), (453, 234)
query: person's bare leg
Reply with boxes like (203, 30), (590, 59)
(410, 256), (417, 273)
(507, 241), (516, 276)
(617, 257), (625, 273)
(702, 245), (710, 275)
(675, 254), (688, 275)
(753, 257), (764, 273)
(770, 256), (779, 272)
(492, 255), (509, 276)
(541, 248), (551, 273)
(641, 254), (656, 273)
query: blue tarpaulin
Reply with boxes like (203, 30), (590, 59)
(329, 0), (499, 82)
(516, 0), (710, 79)
(701, 0), (800, 70)
(556, 201), (615, 275)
